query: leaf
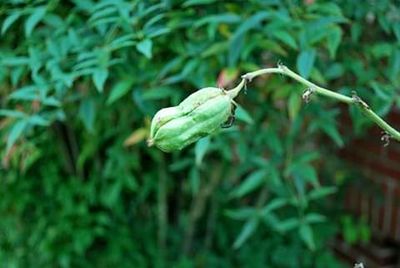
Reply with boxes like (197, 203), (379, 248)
(288, 92), (301, 121)
(224, 207), (255, 220)
(229, 12), (270, 66)
(194, 13), (241, 28)
(25, 7), (46, 37)
(136, 39), (152, 59)
(272, 30), (297, 49)
(325, 63), (344, 80)
(124, 128), (148, 147)
(233, 218), (258, 249)
(189, 167), (200, 194)
(108, 33), (136, 51)
(141, 87), (175, 100)
(92, 69), (108, 92)
(102, 181), (122, 207)
(7, 120), (28, 153)
(2, 12), (22, 35)
(299, 224), (315, 251)
(231, 169), (267, 198)
(235, 105), (253, 124)
(183, 0), (216, 7)
(276, 218), (299, 232)
(1, 57), (31, 66)
(79, 99), (96, 132)
(0, 109), (26, 118)
(201, 42), (229, 58)
(261, 198), (287, 216)
(393, 22), (400, 42)
(326, 27), (342, 58)
(389, 49), (400, 81)
(320, 123), (344, 147)
(304, 213), (326, 224)
(308, 186), (337, 200)
(296, 49), (316, 79)
(9, 85), (38, 101)
(106, 79), (134, 105)
(195, 137), (210, 166)
(28, 115), (49, 126)
(299, 165), (319, 188)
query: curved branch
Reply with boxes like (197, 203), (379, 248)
(234, 64), (400, 143)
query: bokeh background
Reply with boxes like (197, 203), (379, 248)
(1, 0), (400, 267)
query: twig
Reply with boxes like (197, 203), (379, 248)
(238, 64), (400, 143)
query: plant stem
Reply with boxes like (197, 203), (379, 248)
(237, 64), (400, 142)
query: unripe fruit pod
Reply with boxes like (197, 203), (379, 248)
(149, 107), (183, 138)
(148, 86), (237, 152)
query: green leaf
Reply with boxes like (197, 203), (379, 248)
(79, 99), (96, 132)
(224, 207), (255, 220)
(233, 218), (258, 249)
(235, 105), (253, 124)
(194, 13), (241, 28)
(272, 30), (297, 49)
(326, 27), (342, 58)
(261, 198), (287, 216)
(195, 137), (210, 166)
(299, 165), (319, 188)
(0, 109), (26, 118)
(276, 218), (299, 232)
(320, 123), (344, 147)
(1, 57), (31, 66)
(183, 0), (216, 7)
(231, 169), (267, 198)
(201, 42), (229, 58)
(28, 115), (49, 126)
(296, 49), (316, 79)
(141, 87), (175, 100)
(389, 49), (400, 81)
(393, 22), (400, 42)
(9, 85), (38, 101)
(7, 120), (28, 152)
(108, 33), (136, 51)
(304, 213), (326, 224)
(106, 79), (134, 105)
(102, 181), (122, 207)
(229, 12), (270, 66)
(25, 7), (46, 37)
(2, 12), (22, 35)
(136, 39), (152, 59)
(299, 224), (315, 251)
(288, 92), (301, 121)
(92, 69), (108, 92)
(189, 167), (200, 194)
(308, 186), (337, 200)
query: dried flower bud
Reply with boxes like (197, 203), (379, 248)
(148, 87), (237, 152)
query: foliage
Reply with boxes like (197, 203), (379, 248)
(1, 0), (399, 267)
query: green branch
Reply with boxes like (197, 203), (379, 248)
(236, 64), (400, 143)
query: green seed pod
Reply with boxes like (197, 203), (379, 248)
(179, 87), (223, 114)
(149, 107), (183, 138)
(148, 86), (239, 152)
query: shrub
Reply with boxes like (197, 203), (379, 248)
(0, 0), (399, 267)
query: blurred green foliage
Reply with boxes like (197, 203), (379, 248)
(0, 0), (399, 267)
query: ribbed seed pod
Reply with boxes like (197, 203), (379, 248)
(149, 107), (182, 138)
(148, 86), (236, 152)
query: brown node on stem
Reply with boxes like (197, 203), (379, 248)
(302, 88), (314, 103)
(381, 131), (391, 147)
